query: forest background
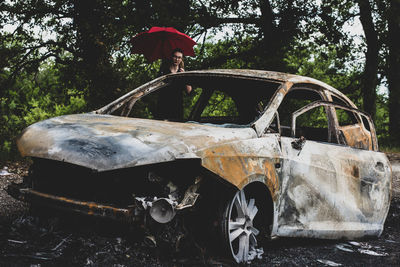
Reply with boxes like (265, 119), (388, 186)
(1, 0), (400, 160)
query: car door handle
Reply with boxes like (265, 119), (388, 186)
(375, 162), (385, 172)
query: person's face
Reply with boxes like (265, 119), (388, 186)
(172, 51), (183, 66)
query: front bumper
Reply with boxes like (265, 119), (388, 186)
(6, 183), (134, 222)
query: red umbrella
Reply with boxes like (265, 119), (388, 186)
(130, 27), (196, 62)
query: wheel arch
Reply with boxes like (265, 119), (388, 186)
(199, 166), (277, 236)
(242, 181), (275, 237)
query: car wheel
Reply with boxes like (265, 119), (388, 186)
(221, 189), (260, 263)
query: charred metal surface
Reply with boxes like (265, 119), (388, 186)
(275, 137), (391, 239)
(198, 136), (281, 198)
(10, 69), (392, 261)
(17, 114), (256, 171)
(7, 183), (133, 221)
(94, 78), (168, 115)
(176, 176), (201, 210)
(291, 101), (378, 151)
(253, 81), (293, 136)
(340, 124), (372, 150)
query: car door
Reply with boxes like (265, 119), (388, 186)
(275, 101), (391, 239)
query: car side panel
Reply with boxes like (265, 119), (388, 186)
(198, 135), (282, 198)
(275, 137), (391, 239)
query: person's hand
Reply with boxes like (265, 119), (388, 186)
(186, 85), (192, 94)
(179, 68), (185, 72)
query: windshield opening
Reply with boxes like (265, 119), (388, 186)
(110, 76), (281, 127)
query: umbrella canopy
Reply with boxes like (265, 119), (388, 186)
(130, 27), (196, 62)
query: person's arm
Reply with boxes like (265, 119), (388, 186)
(179, 68), (192, 94)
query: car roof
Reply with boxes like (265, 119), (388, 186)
(96, 69), (358, 116)
(173, 69), (353, 106)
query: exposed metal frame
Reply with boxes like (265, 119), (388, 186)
(291, 100), (378, 150)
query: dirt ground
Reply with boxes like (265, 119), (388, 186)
(0, 157), (399, 266)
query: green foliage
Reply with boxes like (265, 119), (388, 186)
(183, 87), (202, 119)
(336, 109), (356, 125)
(374, 94), (390, 145)
(0, 63), (87, 160)
(201, 90), (238, 117)
(285, 45), (362, 102)
(379, 146), (400, 153)
(300, 107), (328, 127)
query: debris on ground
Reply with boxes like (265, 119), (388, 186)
(1, 160), (400, 266)
(317, 259), (343, 266)
(0, 167), (12, 176)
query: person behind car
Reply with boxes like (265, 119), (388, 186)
(156, 48), (192, 121)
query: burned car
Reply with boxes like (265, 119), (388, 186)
(8, 69), (392, 263)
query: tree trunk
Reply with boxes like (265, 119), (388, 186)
(357, 0), (379, 120)
(387, 0), (400, 146)
(259, 0), (283, 69)
(73, 0), (117, 109)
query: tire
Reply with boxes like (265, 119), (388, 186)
(221, 188), (261, 263)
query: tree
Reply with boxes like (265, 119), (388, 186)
(191, 0), (318, 71)
(387, 0), (400, 146)
(357, 0), (379, 120)
(2, 0), (400, 156)
(1, 0), (195, 109)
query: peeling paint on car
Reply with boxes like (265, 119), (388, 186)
(8, 69), (392, 263)
(198, 136), (281, 199)
(275, 137), (391, 239)
(17, 114), (257, 171)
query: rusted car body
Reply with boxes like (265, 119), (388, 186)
(8, 69), (392, 263)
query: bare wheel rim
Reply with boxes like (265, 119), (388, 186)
(227, 189), (260, 263)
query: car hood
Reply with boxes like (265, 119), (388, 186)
(17, 114), (257, 171)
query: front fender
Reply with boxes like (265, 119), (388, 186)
(197, 137), (282, 200)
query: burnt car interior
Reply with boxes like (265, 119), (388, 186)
(105, 74), (377, 152)
(278, 88), (329, 141)
(278, 87), (374, 150)
(120, 76), (280, 126)
(111, 75), (375, 150)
